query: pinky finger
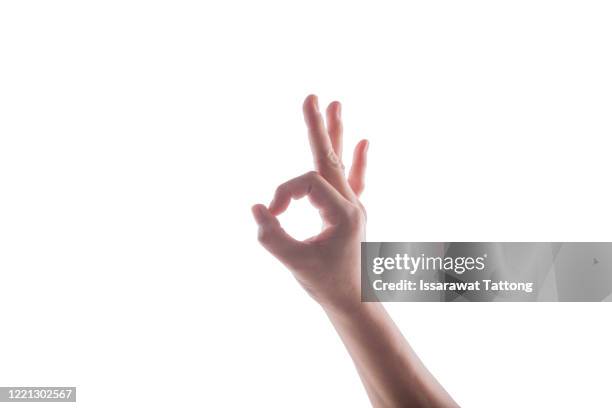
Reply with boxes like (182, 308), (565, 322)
(348, 139), (369, 197)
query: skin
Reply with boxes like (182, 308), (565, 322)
(252, 94), (460, 408)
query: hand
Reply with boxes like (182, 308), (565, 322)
(252, 95), (459, 408)
(252, 94), (369, 312)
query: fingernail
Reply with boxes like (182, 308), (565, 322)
(251, 204), (266, 224)
(268, 199), (275, 211)
(312, 95), (319, 113)
(336, 102), (342, 118)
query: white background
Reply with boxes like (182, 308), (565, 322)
(1, 1), (611, 407)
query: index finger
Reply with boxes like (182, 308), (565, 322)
(268, 171), (352, 227)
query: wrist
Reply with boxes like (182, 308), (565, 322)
(321, 297), (386, 325)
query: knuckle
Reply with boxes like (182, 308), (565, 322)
(274, 183), (286, 196)
(257, 227), (273, 244)
(328, 122), (343, 133)
(257, 228), (268, 244)
(305, 170), (322, 185)
(345, 203), (365, 226)
(315, 149), (344, 170)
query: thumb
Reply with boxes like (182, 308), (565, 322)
(251, 204), (303, 265)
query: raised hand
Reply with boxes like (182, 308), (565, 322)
(251, 94), (369, 311)
(252, 95), (459, 408)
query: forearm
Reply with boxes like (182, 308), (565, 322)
(254, 95), (459, 406)
(324, 301), (459, 408)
